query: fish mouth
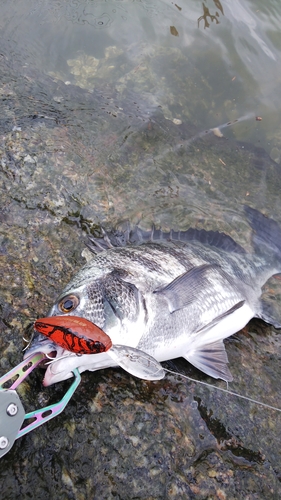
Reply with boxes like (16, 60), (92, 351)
(23, 334), (62, 360)
(23, 334), (115, 386)
(38, 351), (57, 369)
(23, 335), (79, 386)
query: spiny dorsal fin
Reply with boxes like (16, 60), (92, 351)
(168, 227), (246, 254)
(86, 223), (246, 254)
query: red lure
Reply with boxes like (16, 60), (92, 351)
(34, 316), (112, 354)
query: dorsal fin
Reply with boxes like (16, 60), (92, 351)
(86, 223), (246, 254)
(168, 227), (246, 254)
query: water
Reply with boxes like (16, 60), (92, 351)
(1, 1), (281, 498)
(1, 0), (281, 231)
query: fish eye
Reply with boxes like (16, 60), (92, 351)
(58, 294), (79, 313)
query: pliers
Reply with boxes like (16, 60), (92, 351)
(0, 353), (80, 458)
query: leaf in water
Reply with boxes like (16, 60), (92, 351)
(170, 26), (179, 37)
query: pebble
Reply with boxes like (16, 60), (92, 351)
(23, 155), (36, 163)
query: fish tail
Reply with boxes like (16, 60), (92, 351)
(244, 206), (281, 260)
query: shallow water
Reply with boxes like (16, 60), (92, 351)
(1, 0), (281, 498)
(1, 0), (281, 227)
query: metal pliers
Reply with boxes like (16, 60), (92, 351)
(0, 353), (80, 458)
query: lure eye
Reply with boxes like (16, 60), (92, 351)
(58, 294), (79, 313)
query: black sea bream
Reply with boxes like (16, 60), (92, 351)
(25, 207), (281, 385)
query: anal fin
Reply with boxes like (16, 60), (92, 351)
(183, 340), (233, 382)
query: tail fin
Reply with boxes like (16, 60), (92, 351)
(244, 206), (281, 258)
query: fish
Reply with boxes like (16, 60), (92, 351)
(34, 315), (165, 380)
(25, 206), (281, 386)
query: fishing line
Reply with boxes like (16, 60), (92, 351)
(44, 352), (281, 411)
(164, 368), (281, 412)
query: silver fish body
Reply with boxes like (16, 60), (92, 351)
(25, 207), (281, 385)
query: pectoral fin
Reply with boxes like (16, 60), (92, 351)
(153, 264), (215, 313)
(183, 340), (233, 382)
